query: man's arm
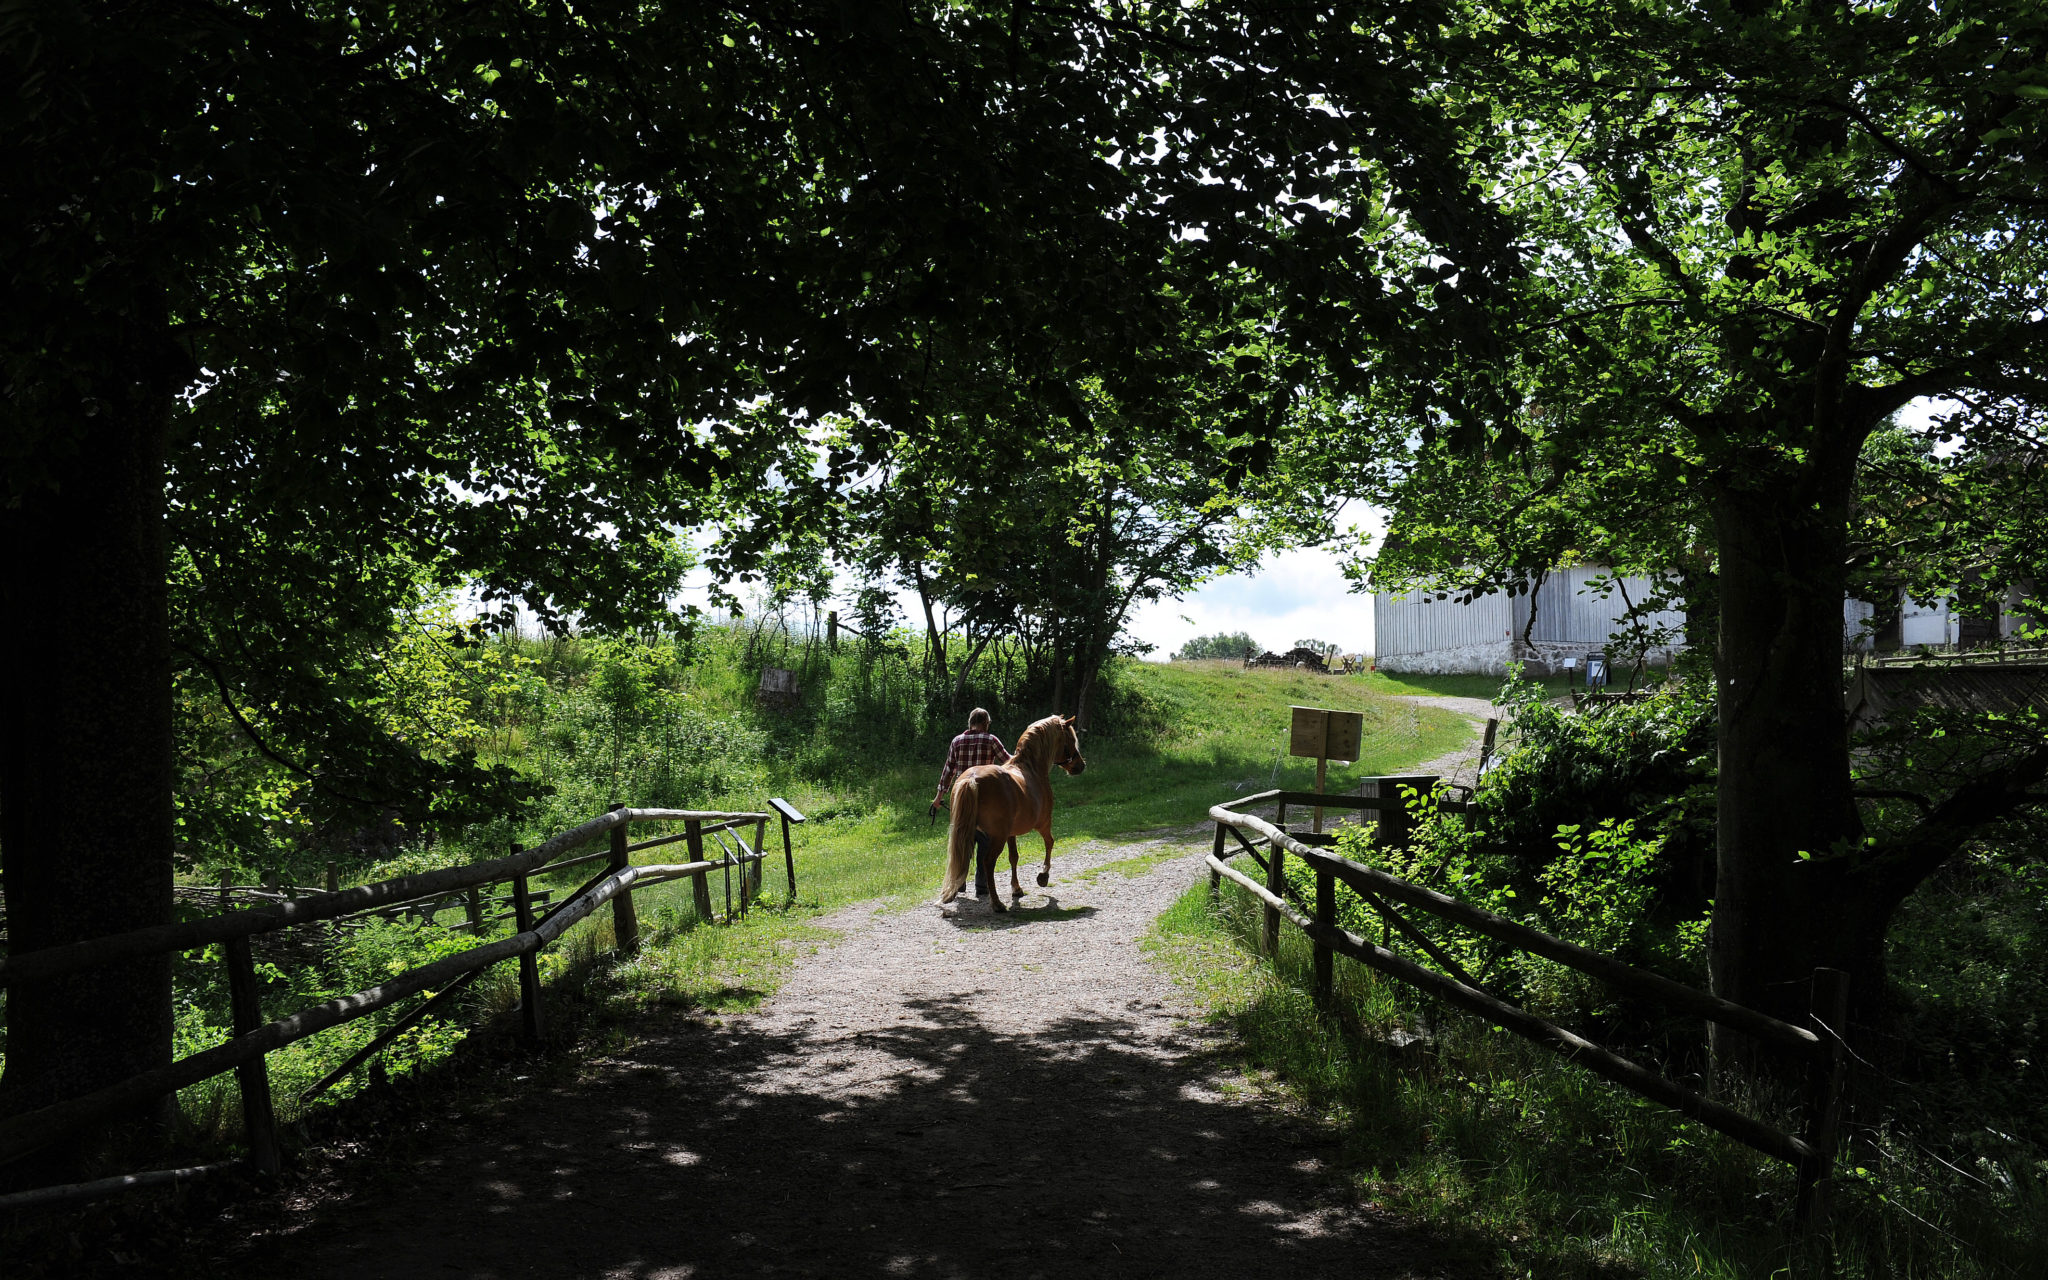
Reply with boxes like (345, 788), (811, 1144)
(932, 737), (961, 811)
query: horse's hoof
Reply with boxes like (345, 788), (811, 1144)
(990, 898), (1007, 914)
(1036, 871), (1049, 887)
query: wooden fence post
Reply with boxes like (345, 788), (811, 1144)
(1374, 775), (1440, 850)
(223, 937), (281, 1175)
(780, 811), (798, 903)
(1209, 823), (1225, 900)
(1313, 864), (1334, 1005)
(463, 886), (483, 933)
(511, 870), (543, 1044)
(324, 862), (339, 894)
(1795, 967), (1851, 1266)
(1263, 836), (1286, 957)
(729, 827), (745, 929)
(685, 818), (715, 921)
(745, 817), (766, 907)
(608, 803), (640, 955)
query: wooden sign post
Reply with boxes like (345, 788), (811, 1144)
(1290, 705), (1365, 833)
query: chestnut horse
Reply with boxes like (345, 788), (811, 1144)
(938, 715), (1086, 912)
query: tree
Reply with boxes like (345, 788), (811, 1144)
(0, 0), (1517, 1139)
(0, 0), (1178, 1129)
(1175, 633), (1264, 662)
(826, 323), (1336, 730)
(1325, 0), (2048, 1040)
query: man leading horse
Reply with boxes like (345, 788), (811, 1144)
(936, 711), (1085, 913)
(931, 707), (1012, 901)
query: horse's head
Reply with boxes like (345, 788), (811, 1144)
(1054, 715), (1086, 775)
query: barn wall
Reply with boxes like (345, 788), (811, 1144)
(1900, 594), (1956, 648)
(1372, 587), (1514, 657)
(1512, 568), (1688, 647)
(1373, 639), (1518, 676)
(1374, 571), (1687, 673)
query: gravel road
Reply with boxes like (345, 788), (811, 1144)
(230, 836), (1467, 1280)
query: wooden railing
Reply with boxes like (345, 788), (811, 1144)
(0, 800), (807, 1212)
(1208, 785), (1849, 1240)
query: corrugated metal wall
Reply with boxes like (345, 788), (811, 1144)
(1373, 586), (1513, 656)
(1529, 567), (1687, 646)
(1377, 569), (1687, 656)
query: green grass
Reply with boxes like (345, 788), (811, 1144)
(1147, 877), (2042, 1279)
(165, 658), (1471, 1148)
(1146, 883), (1810, 1278)
(1357, 668), (1582, 702)
(1078, 845), (1187, 882)
(674, 659), (1471, 913)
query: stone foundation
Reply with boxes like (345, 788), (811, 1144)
(1375, 640), (1684, 678)
(1373, 640), (1516, 676)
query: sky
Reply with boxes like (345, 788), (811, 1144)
(1122, 539), (1379, 661)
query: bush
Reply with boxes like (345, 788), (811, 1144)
(1172, 630), (1262, 661)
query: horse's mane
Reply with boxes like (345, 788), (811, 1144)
(1012, 715), (1069, 763)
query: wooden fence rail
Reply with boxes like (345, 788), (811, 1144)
(0, 800), (808, 1213)
(1207, 784), (1848, 1244)
(0, 808), (769, 990)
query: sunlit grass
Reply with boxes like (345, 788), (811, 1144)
(1146, 877), (2037, 1279)
(162, 659), (1469, 1150)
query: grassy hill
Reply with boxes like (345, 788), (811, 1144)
(153, 633), (1473, 1133)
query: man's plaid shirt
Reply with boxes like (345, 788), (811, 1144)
(936, 730), (1010, 797)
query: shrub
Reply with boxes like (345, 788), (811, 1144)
(1173, 631), (1262, 661)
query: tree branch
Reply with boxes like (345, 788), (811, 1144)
(1857, 744), (2048, 900)
(174, 642), (391, 809)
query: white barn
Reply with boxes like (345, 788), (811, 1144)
(1892, 587), (2035, 649)
(1377, 574), (2034, 675)
(1373, 568), (1686, 676)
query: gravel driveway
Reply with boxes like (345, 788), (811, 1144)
(230, 837), (1466, 1279)
(1382, 696), (1502, 792)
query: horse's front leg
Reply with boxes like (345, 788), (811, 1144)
(1007, 837), (1024, 902)
(1036, 827), (1054, 888)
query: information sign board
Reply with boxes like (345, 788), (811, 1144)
(1290, 706), (1363, 764)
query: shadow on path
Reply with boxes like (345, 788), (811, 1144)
(942, 894), (1097, 932)
(248, 996), (1465, 1280)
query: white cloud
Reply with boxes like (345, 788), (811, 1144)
(1123, 543), (1378, 660)
(1124, 508), (1389, 661)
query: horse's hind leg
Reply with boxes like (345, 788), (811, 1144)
(975, 834), (1005, 913)
(1008, 837), (1024, 902)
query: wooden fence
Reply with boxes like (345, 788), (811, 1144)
(1208, 784), (1849, 1243)
(0, 800), (807, 1213)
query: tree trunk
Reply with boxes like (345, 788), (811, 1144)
(1047, 610), (1064, 714)
(949, 628), (994, 713)
(1074, 657), (1100, 734)
(910, 562), (947, 690)
(0, 405), (176, 1146)
(1708, 472), (1865, 1059)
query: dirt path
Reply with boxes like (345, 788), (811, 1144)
(232, 839), (1464, 1279)
(1385, 695), (1502, 792)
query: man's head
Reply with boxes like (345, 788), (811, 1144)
(968, 707), (991, 731)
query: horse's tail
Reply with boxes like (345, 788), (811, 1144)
(938, 780), (977, 903)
